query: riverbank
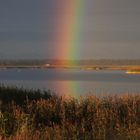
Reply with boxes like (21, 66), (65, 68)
(126, 70), (140, 74)
(0, 64), (140, 71)
(0, 86), (140, 139)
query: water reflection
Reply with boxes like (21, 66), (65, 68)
(0, 69), (140, 97)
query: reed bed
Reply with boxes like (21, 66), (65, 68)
(0, 86), (140, 140)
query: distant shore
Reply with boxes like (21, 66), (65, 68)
(126, 69), (140, 74)
(0, 64), (140, 71)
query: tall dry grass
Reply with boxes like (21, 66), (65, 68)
(0, 86), (140, 140)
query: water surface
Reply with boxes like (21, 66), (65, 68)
(0, 69), (140, 97)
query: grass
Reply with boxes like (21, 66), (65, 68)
(0, 86), (140, 140)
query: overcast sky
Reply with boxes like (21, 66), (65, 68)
(0, 0), (140, 59)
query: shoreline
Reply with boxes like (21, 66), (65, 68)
(126, 71), (140, 74)
(0, 65), (140, 71)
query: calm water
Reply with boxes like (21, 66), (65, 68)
(0, 69), (140, 97)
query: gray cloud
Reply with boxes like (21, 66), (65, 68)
(0, 0), (140, 59)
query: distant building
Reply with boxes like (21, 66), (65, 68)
(45, 64), (51, 67)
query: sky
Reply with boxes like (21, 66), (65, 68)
(0, 0), (140, 60)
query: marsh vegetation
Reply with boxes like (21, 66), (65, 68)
(0, 86), (140, 140)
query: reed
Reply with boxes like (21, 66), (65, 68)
(0, 86), (140, 140)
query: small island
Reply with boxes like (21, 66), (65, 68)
(126, 69), (140, 74)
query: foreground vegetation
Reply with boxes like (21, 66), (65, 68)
(0, 86), (140, 140)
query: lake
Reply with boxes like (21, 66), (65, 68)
(0, 69), (140, 97)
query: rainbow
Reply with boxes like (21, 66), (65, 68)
(54, 0), (85, 61)
(54, 1), (85, 97)
(42, 1), (87, 97)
